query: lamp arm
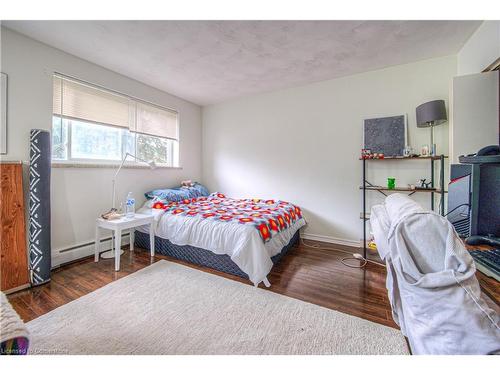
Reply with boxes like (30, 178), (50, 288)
(132, 155), (151, 165)
(111, 179), (116, 210)
(114, 152), (133, 180)
(111, 153), (133, 209)
(111, 153), (152, 209)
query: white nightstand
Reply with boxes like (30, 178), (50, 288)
(95, 213), (155, 271)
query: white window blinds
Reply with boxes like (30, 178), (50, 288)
(53, 75), (179, 140)
(133, 101), (179, 140)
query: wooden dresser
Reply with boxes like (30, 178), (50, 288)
(0, 161), (30, 293)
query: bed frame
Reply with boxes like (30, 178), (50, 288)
(134, 230), (300, 281)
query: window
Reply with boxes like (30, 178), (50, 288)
(52, 75), (179, 166)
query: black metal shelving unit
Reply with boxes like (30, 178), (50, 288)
(361, 155), (447, 258)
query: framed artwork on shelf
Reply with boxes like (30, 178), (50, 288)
(363, 114), (407, 157)
(1, 72), (7, 154)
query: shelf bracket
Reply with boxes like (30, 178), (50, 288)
(365, 180), (388, 197)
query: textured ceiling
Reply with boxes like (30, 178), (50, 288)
(3, 21), (480, 105)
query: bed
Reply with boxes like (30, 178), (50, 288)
(135, 188), (306, 286)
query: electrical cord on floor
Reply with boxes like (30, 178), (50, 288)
(340, 253), (367, 268)
(300, 238), (385, 268)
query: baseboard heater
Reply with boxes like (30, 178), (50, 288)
(53, 232), (131, 268)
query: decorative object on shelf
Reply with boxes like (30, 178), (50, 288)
(421, 144), (429, 156)
(29, 129), (52, 286)
(360, 149), (385, 159)
(417, 178), (433, 190)
(416, 100), (447, 156)
(101, 153), (156, 260)
(361, 149), (371, 159)
(0, 73), (7, 154)
(403, 146), (413, 157)
(387, 177), (396, 190)
(364, 114), (407, 157)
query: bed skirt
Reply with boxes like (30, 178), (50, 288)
(134, 230), (300, 279)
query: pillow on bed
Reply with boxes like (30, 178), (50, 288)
(145, 182), (209, 202)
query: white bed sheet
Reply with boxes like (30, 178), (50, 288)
(136, 206), (306, 285)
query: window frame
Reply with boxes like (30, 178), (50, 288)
(51, 116), (178, 167)
(51, 73), (180, 168)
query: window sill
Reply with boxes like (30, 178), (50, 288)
(51, 162), (182, 170)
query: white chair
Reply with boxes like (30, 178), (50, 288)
(370, 194), (500, 354)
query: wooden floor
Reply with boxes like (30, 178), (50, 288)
(7, 240), (397, 328)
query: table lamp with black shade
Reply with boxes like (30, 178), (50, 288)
(416, 100), (447, 156)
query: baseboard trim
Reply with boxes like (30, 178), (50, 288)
(52, 231), (359, 266)
(300, 232), (360, 248)
(3, 283), (31, 295)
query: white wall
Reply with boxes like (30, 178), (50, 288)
(0, 27), (202, 265)
(451, 71), (499, 162)
(457, 21), (500, 75)
(452, 21), (499, 163)
(203, 56), (457, 244)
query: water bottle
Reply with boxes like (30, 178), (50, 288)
(125, 192), (135, 218)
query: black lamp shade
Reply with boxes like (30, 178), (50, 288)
(416, 100), (447, 128)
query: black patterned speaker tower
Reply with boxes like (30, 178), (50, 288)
(29, 129), (51, 285)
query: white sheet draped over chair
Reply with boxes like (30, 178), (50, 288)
(370, 194), (500, 354)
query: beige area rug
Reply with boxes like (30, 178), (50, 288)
(27, 260), (408, 355)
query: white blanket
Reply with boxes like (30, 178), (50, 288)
(137, 206), (305, 285)
(371, 194), (500, 354)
